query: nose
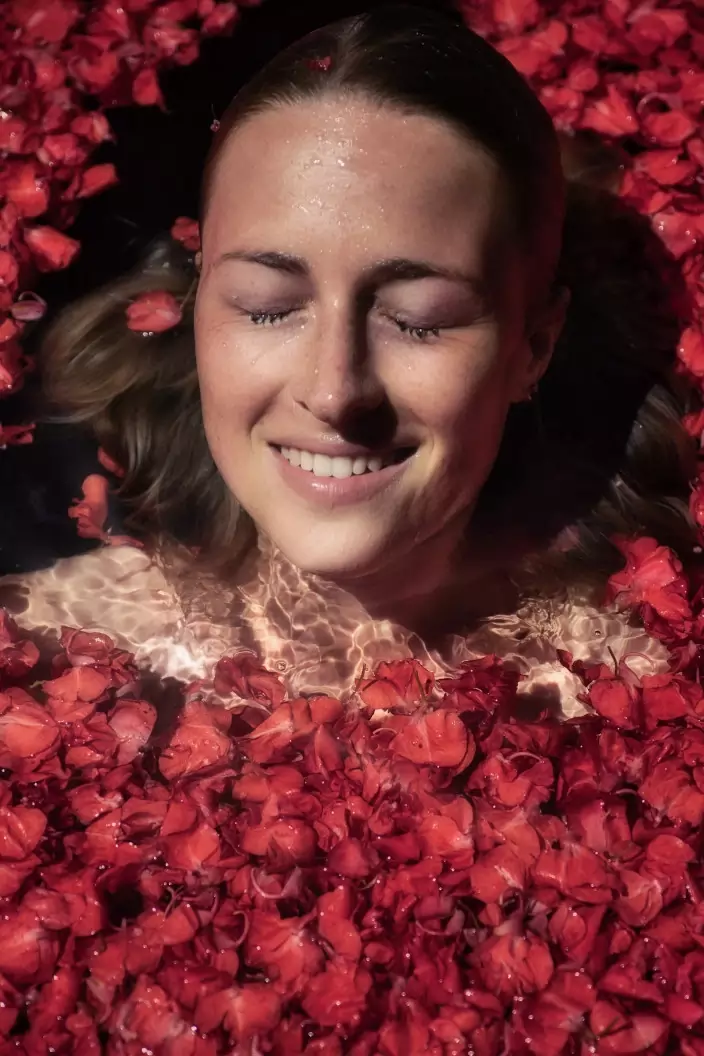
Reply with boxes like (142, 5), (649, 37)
(292, 307), (385, 426)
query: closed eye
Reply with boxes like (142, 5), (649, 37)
(245, 309), (442, 341)
(392, 318), (441, 342)
(248, 310), (293, 326)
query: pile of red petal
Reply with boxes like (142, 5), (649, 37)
(468, 0), (704, 424)
(3, 539), (704, 1056)
(0, 0), (247, 444)
(3, 0), (704, 1053)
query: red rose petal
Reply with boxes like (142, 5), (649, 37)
(10, 292), (48, 322)
(0, 689), (60, 763)
(582, 84), (638, 136)
(0, 341), (30, 396)
(108, 698), (157, 763)
(9, 0), (81, 44)
(75, 162), (119, 199)
(159, 700), (233, 778)
(171, 215), (201, 251)
(126, 289), (183, 333)
(67, 473), (109, 540)
(302, 963), (372, 1027)
(0, 421), (35, 447)
(202, 3), (239, 35)
(390, 708), (474, 769)
(195, 982), (282, 1041)
(24, 225), (80, 271)
(0, 908), (59, 984)
(132, 67), (166, 107)
(0, 806), (47, 860)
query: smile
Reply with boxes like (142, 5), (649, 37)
(269, 444), (416, 506)
(278, 446), (409, 479)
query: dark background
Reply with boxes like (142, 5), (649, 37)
(1, 0), (452, 574)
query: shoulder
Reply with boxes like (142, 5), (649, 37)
(0, 545), (182, 653)
(467, 592), (670, 720)
(533, 595), (670, 676)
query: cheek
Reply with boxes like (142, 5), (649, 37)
(416, 339), (514, 458)
(194, 305), (275, 442)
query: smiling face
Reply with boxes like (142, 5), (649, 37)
(196, 96), (553, 583)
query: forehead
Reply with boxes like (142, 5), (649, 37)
(203, 96), (510, 272)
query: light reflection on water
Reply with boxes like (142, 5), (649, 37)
(0, 539), (668, 720)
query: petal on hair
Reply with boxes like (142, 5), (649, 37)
(126, 290), (183, 333)
(171, 216), (201, 251)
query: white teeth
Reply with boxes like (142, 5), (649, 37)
(312, 453), (332, 477)
(278, 446), (400, 478)
(332, 456), (352, 478)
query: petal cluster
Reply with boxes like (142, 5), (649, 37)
(0, 587), (702, 1054)
(0, 0), (239, 433)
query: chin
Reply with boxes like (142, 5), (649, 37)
(270, 526), (395, 582)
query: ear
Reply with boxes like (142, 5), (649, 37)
(512, 286), (570, 403)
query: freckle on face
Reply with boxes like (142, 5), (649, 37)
(195, 96), (530, 580)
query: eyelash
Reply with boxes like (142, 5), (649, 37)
(246, 310), (441, 342)
(248, 310), (291, 327)
(393, 319), (441, 342)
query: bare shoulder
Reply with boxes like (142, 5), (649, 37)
(0, 546), (182, 652)
(546, 595), (670, 675)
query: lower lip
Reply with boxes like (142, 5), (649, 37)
(269, 446), (413, 507)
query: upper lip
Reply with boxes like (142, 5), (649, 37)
(269, 439), (416, 457)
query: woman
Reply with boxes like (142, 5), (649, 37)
(0, 4), (693, 715)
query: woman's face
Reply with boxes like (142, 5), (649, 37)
(196, 96), (552, 580)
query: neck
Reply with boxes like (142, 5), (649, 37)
(258, 523), (518, 643)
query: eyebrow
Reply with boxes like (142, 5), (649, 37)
(214, 249), (485, 293)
